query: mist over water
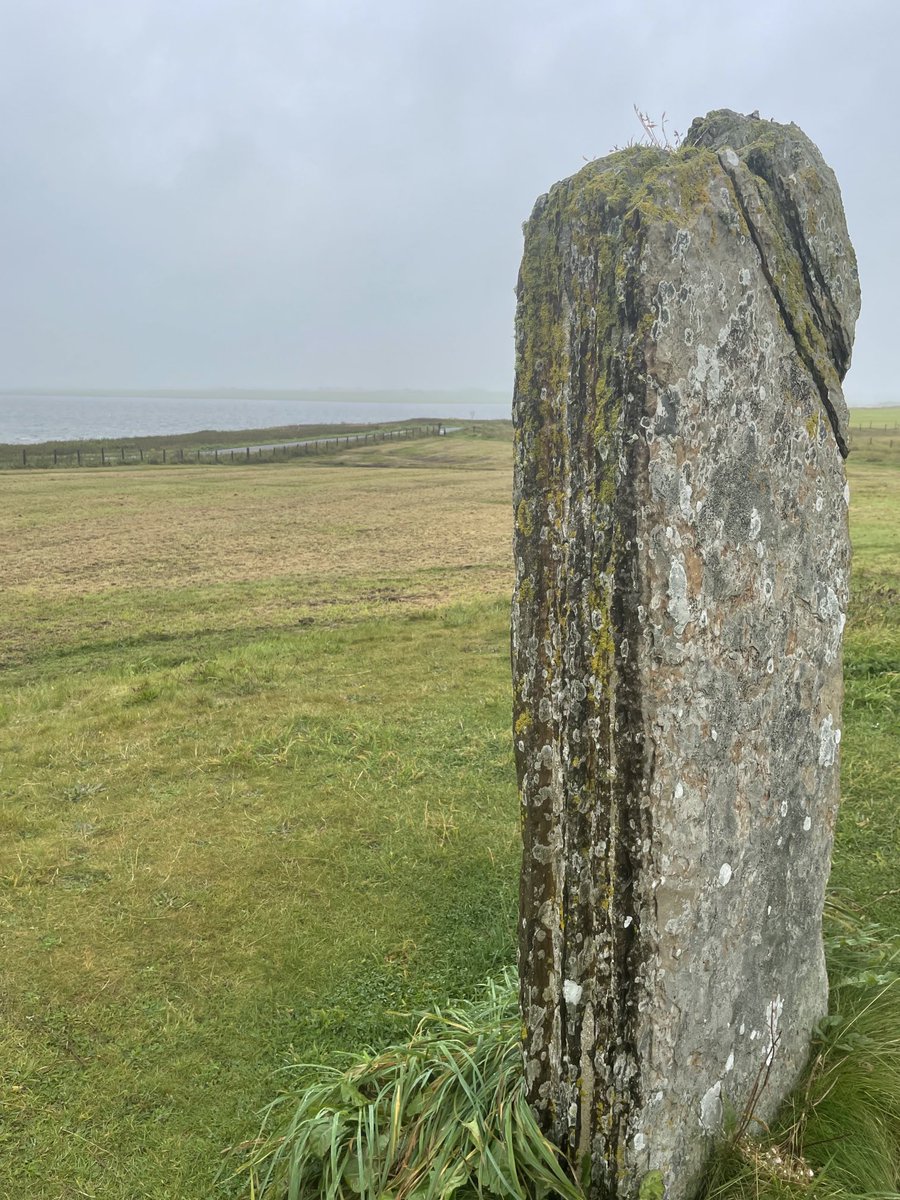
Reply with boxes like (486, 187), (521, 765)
(0, 393), (511, 444)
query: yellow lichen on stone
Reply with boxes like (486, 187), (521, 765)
(516, 498), (534, 537)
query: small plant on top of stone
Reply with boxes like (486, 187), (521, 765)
(601, 106), (682, 157)
(632, 106), (682, 152)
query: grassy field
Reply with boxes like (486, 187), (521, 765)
(849, 404), (900, 429)
(0, 423), (896, 1198)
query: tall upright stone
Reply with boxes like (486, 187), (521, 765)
(512, 110), (859, 1199)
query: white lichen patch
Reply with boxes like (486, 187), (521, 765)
(563, 979), (583, 1007)
(699, 1081), (723, 1131)
(818, 715), (840, 767)
(667, 558), (691, 636)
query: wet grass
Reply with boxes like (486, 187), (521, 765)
(0, 428), (896, 1198)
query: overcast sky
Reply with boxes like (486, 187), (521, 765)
(0, 0), (895, 402)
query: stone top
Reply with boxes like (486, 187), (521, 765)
(685, 110), (860, 454)
(527, 109), (860, 456)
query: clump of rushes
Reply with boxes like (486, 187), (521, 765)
(233, 903), (898, 1200)
(231, 969), (581, 1200)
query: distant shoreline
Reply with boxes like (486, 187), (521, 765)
(0, 387), (510, 403)
(0, 392), (512, 446)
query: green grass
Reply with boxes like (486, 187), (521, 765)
(0, 429), (896, 1198)
(1, 599), (521, 1197)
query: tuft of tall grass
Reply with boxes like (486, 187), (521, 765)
(230, 969), (581, 1200)
(701, 899), (900, 1200)
(236, 903), (899, 1200)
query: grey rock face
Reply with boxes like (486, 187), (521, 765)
(512, 111), (858, 1199)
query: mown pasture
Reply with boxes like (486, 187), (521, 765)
(0, 419), (896, 1198)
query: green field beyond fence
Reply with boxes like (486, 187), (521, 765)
(849, 405), (900, 428)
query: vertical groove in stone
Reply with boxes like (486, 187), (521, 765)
(513, 111), (859, 1200)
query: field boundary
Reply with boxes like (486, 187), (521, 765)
(1, 424), (448, 470)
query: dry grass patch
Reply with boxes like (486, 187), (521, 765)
(0, 437), (514, 666)
(1, 463), (511, 597)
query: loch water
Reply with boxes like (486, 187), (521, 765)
(0, 392), (511, 444)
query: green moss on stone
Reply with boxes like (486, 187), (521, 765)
(639, 1170), (665, 1200)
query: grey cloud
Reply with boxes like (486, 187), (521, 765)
(0, 0), (896, 398)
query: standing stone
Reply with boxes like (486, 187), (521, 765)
(512, 110), (859, 1199)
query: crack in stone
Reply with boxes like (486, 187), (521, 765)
(716, 149), (850, 458)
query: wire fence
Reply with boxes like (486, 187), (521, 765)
(1, 424), (448, 470)
(849, 424), (896, 450)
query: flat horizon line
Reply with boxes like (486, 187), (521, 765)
(0, 385), (511, 399)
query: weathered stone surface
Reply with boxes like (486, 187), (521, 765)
(512, 111), (859, 1199)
